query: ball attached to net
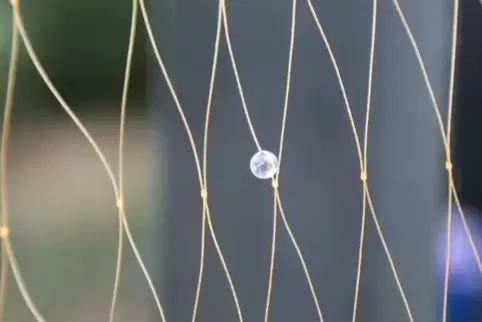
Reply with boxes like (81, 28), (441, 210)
(250, 150), (279, 179)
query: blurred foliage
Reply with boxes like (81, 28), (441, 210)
(0, 0), (146, 114)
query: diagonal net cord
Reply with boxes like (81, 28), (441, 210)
(351, 0), (378, 320)
(11, 2), (168, 321)
(256, 0), (299, 320)
(0, 11), (19, 322)
(109, 0), (139, 320)
(392, 1), (482, 322)
(224, 0), (412, 320)
(441, 1), (458, 321)
(0, 3), (46, 321)
(192, 0), (224, 321)
(221, 0), (325, 321)
(137, 0), (245, 320)
(263, 0), (300, 320)
(305, 0), (415, 320)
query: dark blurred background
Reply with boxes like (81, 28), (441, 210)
(0, 0), (481, 321)
(446, 0), (482, 320)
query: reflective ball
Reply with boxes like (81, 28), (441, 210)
(250, 150), (279, 179)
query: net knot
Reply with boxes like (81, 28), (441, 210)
(0, 227), (9, 239)
(10, 0), (19, 9)
(360, 171), (367, 182)
(445, 161), (453, 171)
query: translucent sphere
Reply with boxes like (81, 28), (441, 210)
(250, 150), (279, 179)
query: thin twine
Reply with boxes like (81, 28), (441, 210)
(305, 0), (415, 320)
(264, 0), (298, 320)
(222, 0), (325, 320)
(108, 0), (139, 320)
(351, 0), (378, 320)
(2, 2), (473, 322)
(192, 0), (224, 320)
(392, 3), (482, 322)
(312, 0), (416, 320)
(0, 2), (46, 321)
(12, 3), (168, 321)
(442, 0), (459, 321)
(0, 4), (29, 321)
(138, 0), (244, 320)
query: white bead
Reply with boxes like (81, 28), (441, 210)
(250, 150), (279, 179)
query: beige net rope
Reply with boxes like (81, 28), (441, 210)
(0, 0), (481, 321)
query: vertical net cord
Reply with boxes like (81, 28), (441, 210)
(263, 0), (297, 320)
(351, 0), (378, 320)
(1, 1), (474, 321)
(264, 181), (279, 322)
(392, 0), (482, 290)
(222, 0), (325, 320)
(266, 0), (321, 321)
(138, 0), (244, 320)
(0, 2), (45, 321)
(393, 0), (482, 319)
(0, 13), (18, 322)
(109, 0), (139, 320)
(442, 1), (459, 321)
(12, 2), (169, 321)
(192, 0), (223, 321)
(306, 0), (415, 320)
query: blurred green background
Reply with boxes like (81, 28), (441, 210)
(0, 1), (159, 321)
(0, 0), (146, 112)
